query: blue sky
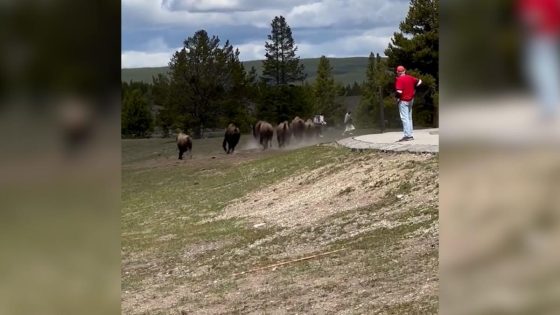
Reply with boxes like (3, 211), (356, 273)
(122, 0), (410, 68)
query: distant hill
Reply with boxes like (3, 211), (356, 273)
(121, 57), (369, 86)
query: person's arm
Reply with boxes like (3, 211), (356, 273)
(416, 79), (422, 87)
(395, 78), (403, 99)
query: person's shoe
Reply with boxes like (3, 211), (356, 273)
(397, 136), (414, 142)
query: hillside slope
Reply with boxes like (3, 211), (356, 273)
(122, 136), (439, 314)
(121, 57), (369, 85)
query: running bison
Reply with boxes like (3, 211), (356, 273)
(223, 123), (241, 154)
(304, 118), (317, 139)
(291, 116), (305, 142)
(176, 132), (192, 160)
(253, 120), (274, 150)
(276, 121), (291, 148)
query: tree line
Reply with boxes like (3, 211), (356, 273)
(121, 0), (438, 138)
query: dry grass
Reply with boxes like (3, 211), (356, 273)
(121, 137), (439, 314)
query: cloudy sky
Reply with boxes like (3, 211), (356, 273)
(122, 0), (410, 68)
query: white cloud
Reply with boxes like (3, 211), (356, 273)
(161, 0), (318, 13)
(121, 0), (411, 67)
(122, 37), (182, 68)
(235, 41), (266, 61)
(287, 0), (407, 28)
(122, 0), (237, 29)
(162, 0), (242, 12)
(297, 31), (392, 58)
(123, 0), (407, 30)
(122, 50), (175, 68)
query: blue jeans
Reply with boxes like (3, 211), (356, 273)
(524, 37), (560, 116)
(399, 100), (413, 137)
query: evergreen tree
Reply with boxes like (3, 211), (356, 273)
(261, 16), (306, 85)
(122, 88), (153, 138)
(313, 56), (340, 124)
(357, 53), (397, 129)
(247, 66), (258, 85)
(384, 0), (439, 127)
(358, 53), (379, 128)
(219, 48), (252, 132)
(350, 82), (362, 95)
(152, 74), (172, 137)
(167, 30), (245, 137)
(385, 0), (439, 82)
(335, 83), (346, 96)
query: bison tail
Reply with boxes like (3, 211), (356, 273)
(222, 137), (227, 152)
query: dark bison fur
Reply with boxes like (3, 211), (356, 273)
(176, 132), (192, 160)
(291, 116), (305, 142)
(253, 120), (274, 150)
(223, 123), (241, 154)
(276, 121), (291, 148)
(304, 119), (317, 139)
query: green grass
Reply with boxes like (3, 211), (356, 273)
(122, 136), (438, 313)
(122, 142), (353, 291)
(121, 57), (369, 85)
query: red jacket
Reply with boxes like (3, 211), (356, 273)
(518, 0), (560, 36)
(395, 74), (419, 102)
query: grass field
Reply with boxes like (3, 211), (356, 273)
(122, 129), (439, 314)
(121, 57), (368, 85)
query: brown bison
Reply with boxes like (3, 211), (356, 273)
(276, 121), (291, 148)
(176, 132), (192, 160)
(291, 116), (305, 142)
(223, 123), (241, 154)
(304, 119), (317, 139)
(252, 120), (274, 150)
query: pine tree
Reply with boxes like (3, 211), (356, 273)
(384, 0), (439, 127)
(167, 30), (245, 137)
(220, 48), (252, 132)
(357, 53), (393, 129)
(385, 0), (438, 82)
(357, 53), (379, 128)
(261, 16), (306, 85)
(152, 74), (172, 137)
(122, 88), (153, 138)
(313, 56), (339, 124)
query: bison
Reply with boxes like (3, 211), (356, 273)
(291, 116), (305, 142)
(252, 120), (274, 150)
(223, 123), (241, 154)
(276, 121), (291, 148)
(176, 132), (192, 160)
(304, 119), (317, 139)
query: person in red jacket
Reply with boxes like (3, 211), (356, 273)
(518, 0), (560, 118)
(395, 66), (422, 141)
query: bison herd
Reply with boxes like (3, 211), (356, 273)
(176, 116), (325, 159)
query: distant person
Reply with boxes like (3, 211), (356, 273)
(343, 111), (355, 136)
(518, 0), (560, 118)
(313, 113), (326, 137)
(395, 65), (422, 142)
